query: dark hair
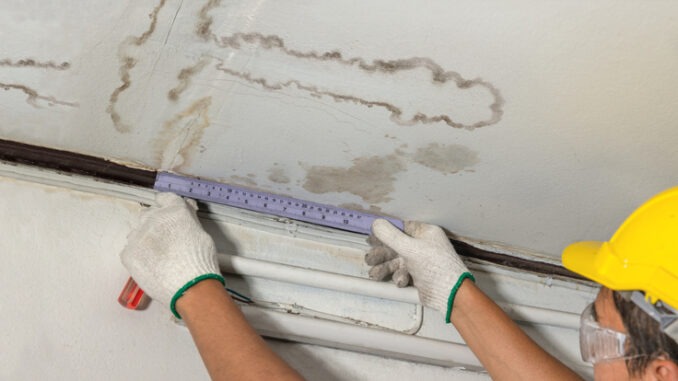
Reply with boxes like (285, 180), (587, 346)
(613, 291), (678, 375)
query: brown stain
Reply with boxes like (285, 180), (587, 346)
(302, 154), (405, 204)
(156, 96), (212, 170)
(267, 167), (290, 184)
(196, 0), (221, 41)
(168, 58), (210, 101)
(302, 143), (479, 204)
(0, 82), (79, 108)
(339, 202), (383, 214)
(209, 33), (504, 129)
(411, 143), (479, 174)
(108, 0), (168, 133)
(230, 175), (257, 187)
(0, 59), (70, 70)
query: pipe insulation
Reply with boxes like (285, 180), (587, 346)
(217, 253), (581, 330)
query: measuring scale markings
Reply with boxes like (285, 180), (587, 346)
(154, 172), (403, 235)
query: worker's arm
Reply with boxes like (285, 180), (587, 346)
(120, 192), (304, 380)
(177, 279), (304, 381)
(368, 220), (583, 381)
(451, 279), (583, 380)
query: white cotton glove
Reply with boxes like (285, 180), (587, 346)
(120, 192), (224, 319)
(366, 219), (474, 323)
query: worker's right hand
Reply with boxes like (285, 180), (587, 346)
(366, 219), (474, 323)
(120, 192), (224, 319)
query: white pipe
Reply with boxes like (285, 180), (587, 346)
(240, 304), (483, 370)
(217, 253), (580, 330)
(218, 253), (418, 303)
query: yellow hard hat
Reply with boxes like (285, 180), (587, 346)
(562, 187), (678, 311)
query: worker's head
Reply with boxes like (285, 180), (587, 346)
(589, 287), (678, 380)
(562, 187), (678, 380)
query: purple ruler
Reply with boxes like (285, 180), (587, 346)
(154, 172), (404, 235)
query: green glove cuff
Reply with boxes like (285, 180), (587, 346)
(445, 271), (475, 324)
(170, 273), (226, 319)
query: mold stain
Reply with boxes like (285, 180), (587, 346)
(412, 143), (479, 174)
(168, 58), (211, 101)
(155, 96), (212, 170)
(0, 82), (79, 108)
(303, 154), (405, 204)
(205, 32), (504, 129)
(107, 0), (168, 133)
(0, 59), (70, 70)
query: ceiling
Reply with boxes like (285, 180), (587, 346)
(1, 0), (677, 258)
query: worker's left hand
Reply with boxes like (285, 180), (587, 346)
(120, 192), (224, 318)
(365, 219), (474, 322)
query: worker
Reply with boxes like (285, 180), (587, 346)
(366, 186), (678, 380)
(120, 188), (678, 380)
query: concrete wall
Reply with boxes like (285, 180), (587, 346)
(1, 1), (677, 259)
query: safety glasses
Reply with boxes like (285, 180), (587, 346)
(579, 303), (630, 364)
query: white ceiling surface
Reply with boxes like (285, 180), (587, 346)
(1, 1), (677, 257)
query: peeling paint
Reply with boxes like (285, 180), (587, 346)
(208, 33), (503, 129)
(155, 96), (212, 170)
(0, 83), (79, 108)
(107, 0), (168, 133)
(167, 57), (211, 101)
(412, 143), (479, 174)
(0, 59), (70, 70)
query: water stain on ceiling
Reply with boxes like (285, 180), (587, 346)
(230, 174), (258, 187)
(168, 57), (211, 101)
(268, 166), (291, 184)
(0, 58), (77, 108)
(0, 59), (70, 70)
(0, 83), (79, 108)
(209, 33), (503, 130)
(302, 143), (479, 204)
(105, 0), (503, 140)
(196, 0), (221, 41)
(107, 0), (168, 133)
(303, 154), (406, 204)
(155, 96), (212, 170)
(195, 1), (503, 130)
(412, 143), (479, 174)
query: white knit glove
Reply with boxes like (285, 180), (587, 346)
(120, 192), (224, 319)
(366, 219), (474, 323)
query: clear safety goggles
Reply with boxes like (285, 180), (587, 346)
(579, 303), (630, 364)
